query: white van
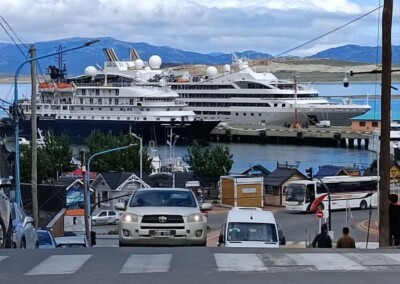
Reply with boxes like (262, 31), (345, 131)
(315, 120), (331, 128)
(218, 207), (284, 248)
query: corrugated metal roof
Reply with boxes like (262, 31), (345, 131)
(263, 168), (305, 186)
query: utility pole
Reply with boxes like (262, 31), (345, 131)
(29, 44), (39, 228)
(379, 0), (392, 247)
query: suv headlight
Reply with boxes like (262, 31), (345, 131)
(121, 212), (138, 222)
(187, 213), (204, 223)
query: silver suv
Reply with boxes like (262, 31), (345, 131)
(0, 178), (13, 248)
(116, 188), (207, 247)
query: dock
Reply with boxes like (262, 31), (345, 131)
(210, 124), (372, 149)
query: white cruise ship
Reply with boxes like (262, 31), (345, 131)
(3, 63), (220, 144)
(102, 49), (371, 127)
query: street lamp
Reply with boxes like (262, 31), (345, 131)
(129, 132), (143, 185)
(85, 143), (136, 245)
(13, 39), (99, 205)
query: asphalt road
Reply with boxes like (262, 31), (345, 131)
(92, 207), (379, 248)
(1, 247), (400, 284)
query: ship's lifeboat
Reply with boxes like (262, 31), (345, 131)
(176, 78), (190, 83)
(56, 82), (74, 93)
(38, 82), (56, 93)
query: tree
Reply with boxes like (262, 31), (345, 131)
(184, 141), (233, 188)
(85, 130), (152, 173)
(20, 130), (73, 183)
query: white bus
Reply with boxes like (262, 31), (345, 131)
(285, 175), (379, 212)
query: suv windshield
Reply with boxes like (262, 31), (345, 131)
(129, 190), (197, 208)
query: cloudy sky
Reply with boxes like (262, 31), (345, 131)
(0, 0), (398, 56)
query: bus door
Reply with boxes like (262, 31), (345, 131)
(305, 184), (316, 204)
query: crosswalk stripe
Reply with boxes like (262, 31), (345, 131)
(0, 256), (8, 263)
(382, 254), (400, 263)
(120, 254), (172, 273)
(25, 255), (92, 275)
(345, 253), (400, 266)
(215, 253), (266, 272)
(288, 253), (367, 271)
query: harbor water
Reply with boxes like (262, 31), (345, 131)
(0, 82), (396, 174)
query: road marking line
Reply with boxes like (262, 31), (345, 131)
(120, 254), (172, 273)
(288, 253), (367, 271)
(0, 256), (8, 262)
(345, 253), (400, 266)
(214, 253), (266, 272)
(382, 254), (400, 263)
(25, 255), (92, 275)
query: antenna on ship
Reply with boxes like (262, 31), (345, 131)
(55, 45), (67, 82)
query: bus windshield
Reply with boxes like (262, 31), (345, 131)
(227, 222), (278, 243)
(286, 184), (306, 202)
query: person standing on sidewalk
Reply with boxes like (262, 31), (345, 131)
(336, 227), (356, 248)
(312, 223), (332, 248)
(389, 194), (400, 246)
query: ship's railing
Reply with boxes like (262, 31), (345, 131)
(73, 82), (167, 91)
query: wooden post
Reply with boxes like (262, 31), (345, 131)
(379, 0), (392, 247)
(30, 44), (39, 228)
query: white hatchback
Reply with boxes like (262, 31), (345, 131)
(92, 210), (120, 225)
(116, 187), (207, 247)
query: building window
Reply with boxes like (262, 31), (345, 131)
(359, 121), (366, 127)
(372, 121), (378, 127)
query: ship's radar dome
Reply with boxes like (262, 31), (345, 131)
(84, 66), (97, 77)
(159, 78), (166, 86)
(134, 59), (144, 69)
(206, 66), (218, 77)
(224, 64), (231, 72)
(149, 55), (162, 69)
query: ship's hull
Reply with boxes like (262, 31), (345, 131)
(192, 106), (370, 127)
(19, 118), (219, 144)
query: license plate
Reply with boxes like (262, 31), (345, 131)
(154, 230), (171, 237)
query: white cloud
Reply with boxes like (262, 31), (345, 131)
(0, 0), (391, 56)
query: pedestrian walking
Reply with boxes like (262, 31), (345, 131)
(312, 223), (332, 248)
(336, 227), (356, 248)
(389, 194), (400, 246)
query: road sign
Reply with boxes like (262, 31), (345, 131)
(316, 210), (324, 219)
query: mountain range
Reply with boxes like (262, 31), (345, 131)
(0, 37), (397, 76)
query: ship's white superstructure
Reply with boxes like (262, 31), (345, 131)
(101, 49), (371, 127)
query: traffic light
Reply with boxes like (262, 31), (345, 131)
(305, 167), (313, 180)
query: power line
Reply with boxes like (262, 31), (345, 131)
(0, 14), (29, 49)
(0, 14), (28, 59)
(197, 5), (383, 84)
(272, 5), (383, 59)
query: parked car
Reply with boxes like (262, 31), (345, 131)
(116, 187), (207, 247)
(315, 120), (331, 128)
(11, 202), (38, 249)
(36, 229), (57, 249)
(0, 178), (13, 248)
(92, 210), (120, 225)
(55, 235), (89, 248)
